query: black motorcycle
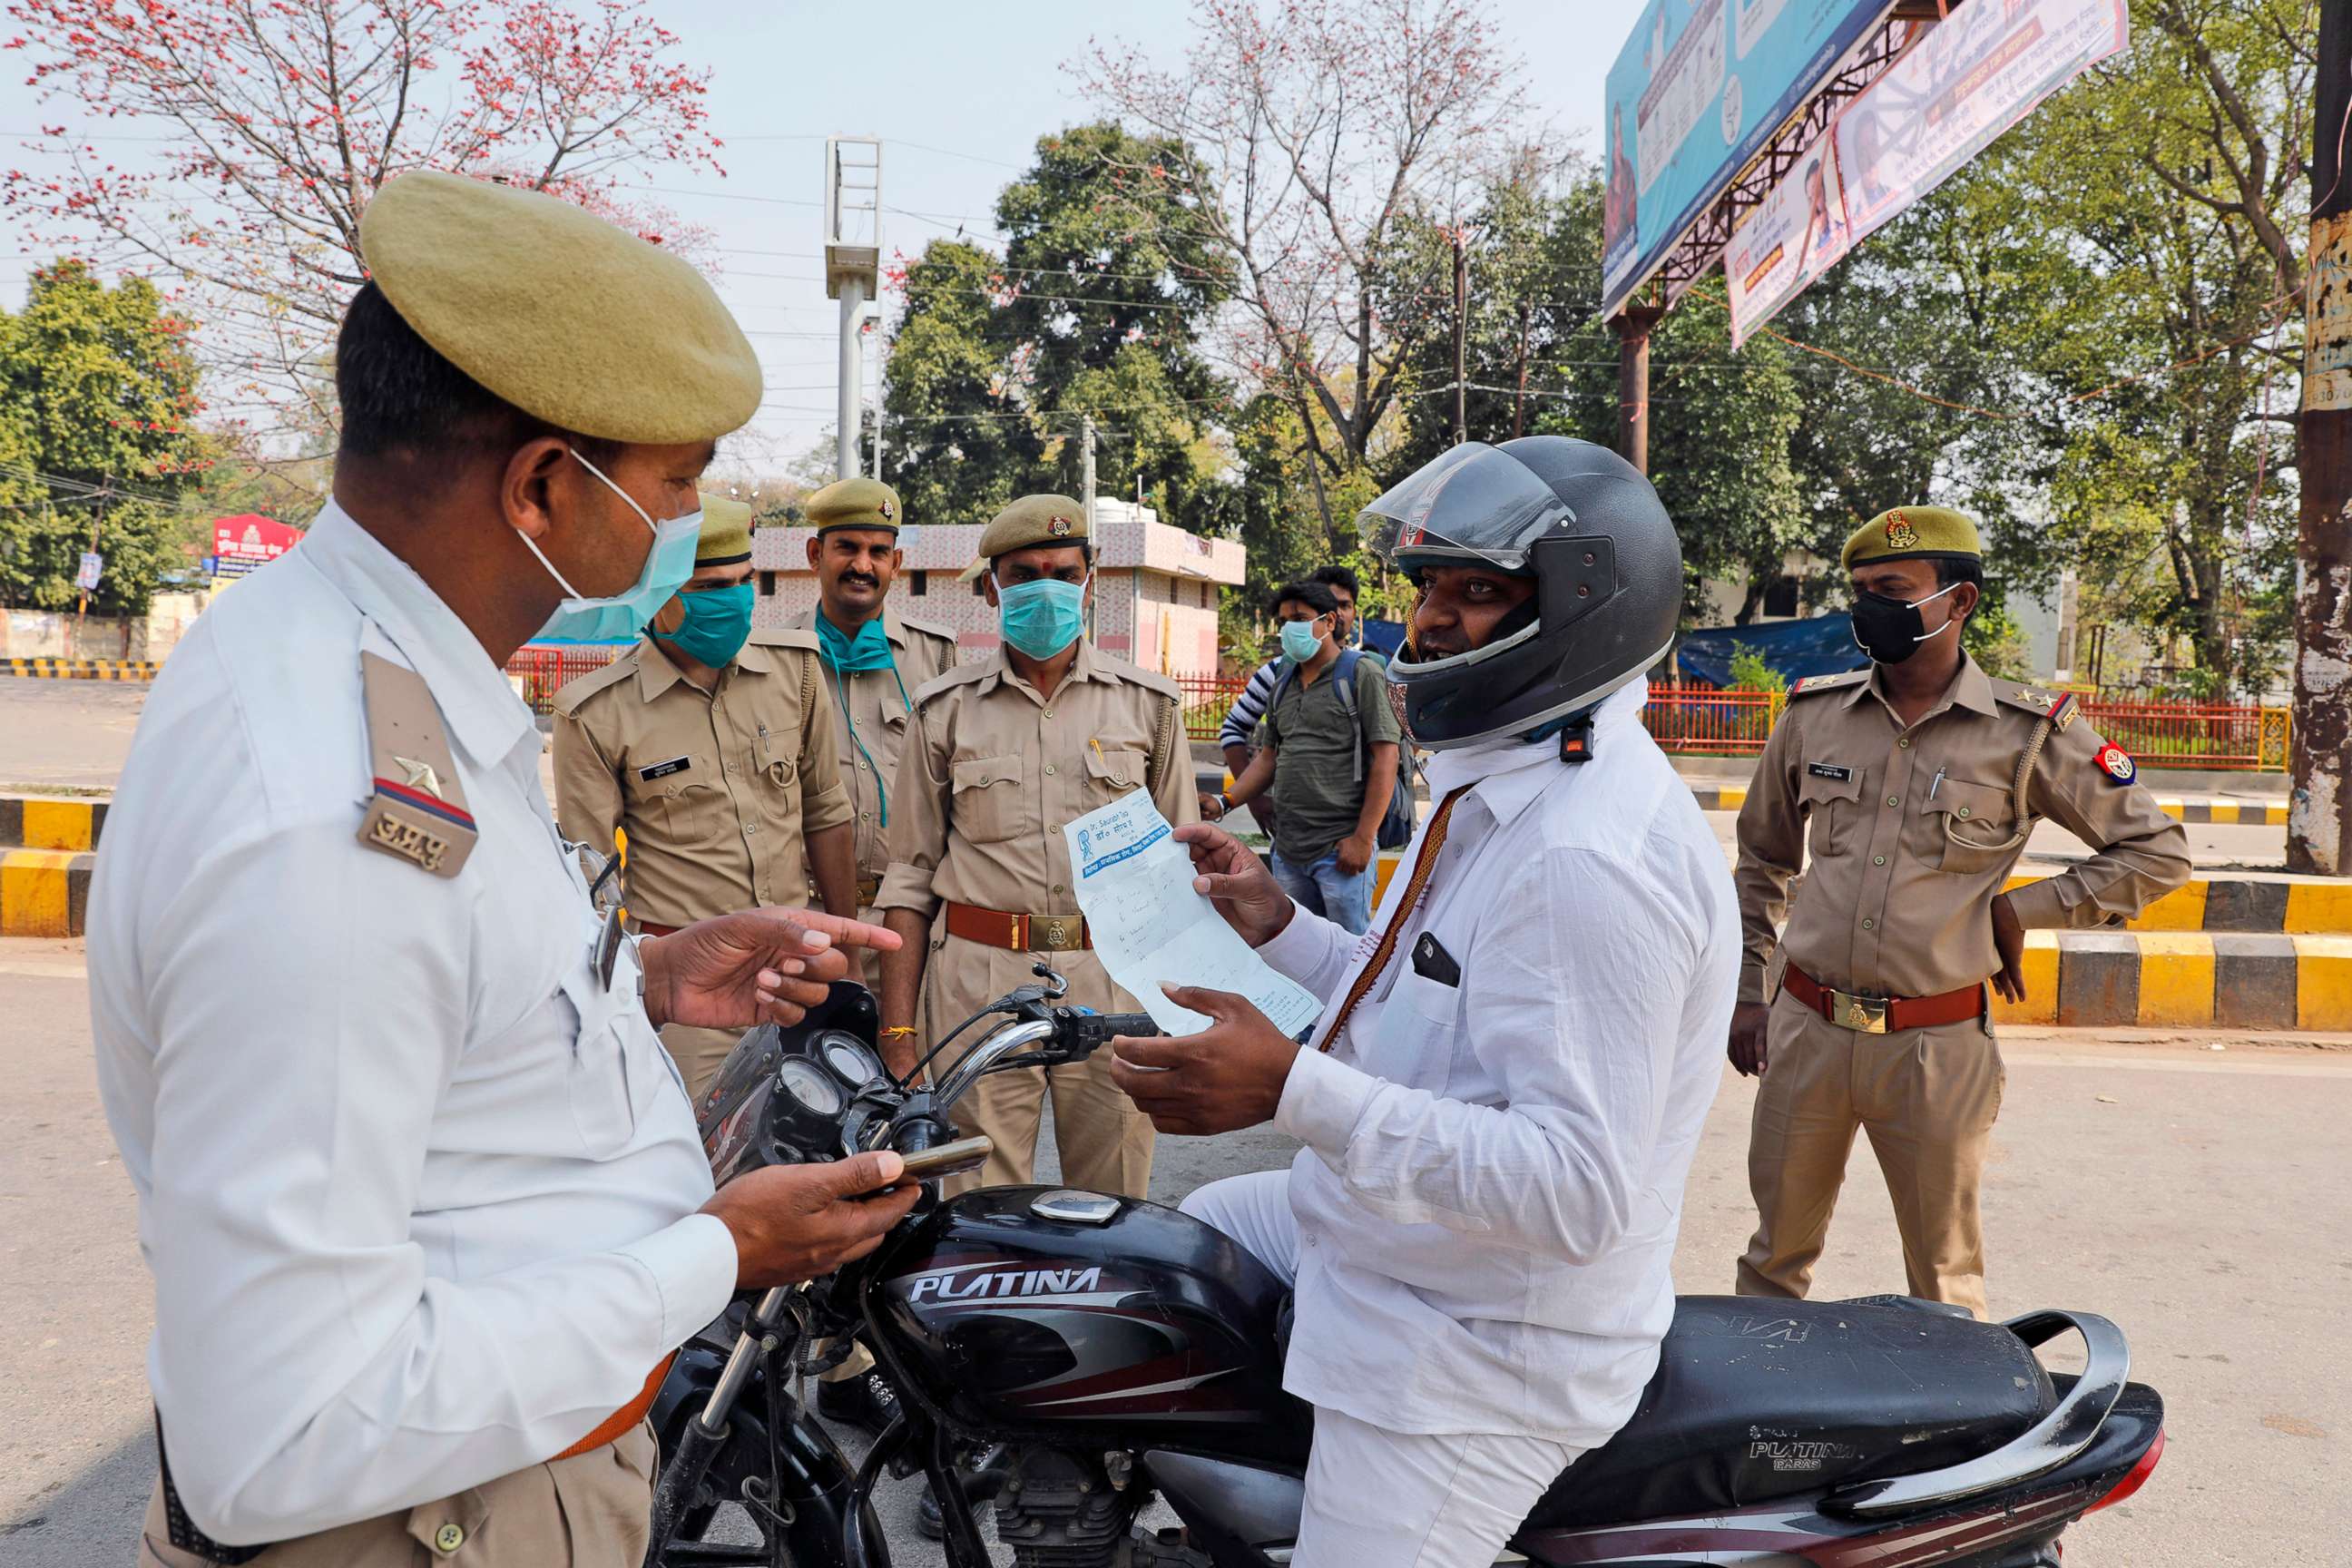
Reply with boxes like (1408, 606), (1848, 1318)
(643, 969), (2166, 1568)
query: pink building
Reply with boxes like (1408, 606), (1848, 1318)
(751, 499), (1245, 679)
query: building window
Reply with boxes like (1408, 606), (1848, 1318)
(1762, 575), (1798, 618)
(758, 571), (776, 597)
(973, 574), (988, 598)
(911, 570), (927, 596)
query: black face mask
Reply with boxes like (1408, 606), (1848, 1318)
(1850, 583), (1959, 664)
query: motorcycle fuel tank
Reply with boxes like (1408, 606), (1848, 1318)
(866, 1186), (1313, 1465)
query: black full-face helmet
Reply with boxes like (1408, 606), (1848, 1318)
(1357, 436), (1681, 750)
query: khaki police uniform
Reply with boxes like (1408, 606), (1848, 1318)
(788, 601), (957, 894)
(553, 621), (851, 1099)
(107, 169), (765, 1565)
(1731, 509), (2190, 1320)
(875, 496), (1197, 1197)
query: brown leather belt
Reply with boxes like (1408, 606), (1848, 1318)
(815, 877), (886, 906)
(1783, 964), (1984, 1034)
(945, 900), (1092, 952)
(554, 1351), (677, 1462)
(636, 920), (681, 938)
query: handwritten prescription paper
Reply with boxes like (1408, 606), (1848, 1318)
(1063, 790), (1323, 1039)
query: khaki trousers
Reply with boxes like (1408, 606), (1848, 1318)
(137, 1424), (656, 1568)
(1735, 987), (2006, 1319)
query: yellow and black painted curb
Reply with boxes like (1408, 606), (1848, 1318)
(0, 847), (97, 937)
(1991, 930), (2352, 1031)
(0, 796), (106, 851)
(2, 657), (161, 681)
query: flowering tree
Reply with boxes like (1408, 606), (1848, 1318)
(1075, 0), (1528, 537)
(4, 0), (722, 436)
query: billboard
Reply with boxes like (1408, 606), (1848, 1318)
(1832, 0), (2128, 244)
(211, 514), (301, 572)
(1722, 141), (1855, 347)
(1602, 0), (1896, 317)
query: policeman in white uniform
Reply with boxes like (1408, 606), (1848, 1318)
(1109, 439), (1740, 1568)
(88, 172), (918, 1567)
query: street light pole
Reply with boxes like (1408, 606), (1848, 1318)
(2291, 0), (2352, 874)
(824, 135), (882, 485)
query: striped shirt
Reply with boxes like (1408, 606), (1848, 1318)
(1217, 658), (1286, 748)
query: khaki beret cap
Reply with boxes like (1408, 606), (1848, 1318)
(1841, 505), (1982, 570)
(808, 476), (903, 535)
(358, 171), (762, 446)
(959, 494), (1091, 581)
(695, 494), (753, 565)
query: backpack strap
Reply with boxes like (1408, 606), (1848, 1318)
(1328, 648), (1367, 784)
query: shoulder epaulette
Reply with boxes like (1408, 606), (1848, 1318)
(1093, 652), (1182, 703)
(909, 660), (994, 709)
(552, 648), (641, 717)
(897, 612), (956, 643)
(750, 626), (822, 652)
(357, 651), (477, 878)
(1788, 669), (1868, 699)
(1993, 680), (2079, 729)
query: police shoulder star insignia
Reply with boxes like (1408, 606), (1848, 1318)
(393, 754), (446, 799)
(1884, 509), (1920, 550)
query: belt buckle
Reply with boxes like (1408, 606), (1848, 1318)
(1828, 989), (1889, 1034)
(1035, 915), (1081, 951)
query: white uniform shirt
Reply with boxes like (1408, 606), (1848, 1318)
(88, 502), (740, 1545)
(1260, 679), (1738, 1447)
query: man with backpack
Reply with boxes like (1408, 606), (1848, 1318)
(1202, 579), (1403, 934)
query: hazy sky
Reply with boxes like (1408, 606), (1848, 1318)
(0, 0), (1651, 474)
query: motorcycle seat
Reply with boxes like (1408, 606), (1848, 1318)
(1523, 1296), (2055, 1529)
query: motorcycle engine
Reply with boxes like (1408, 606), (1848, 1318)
(994, 1448), (1210, 1568)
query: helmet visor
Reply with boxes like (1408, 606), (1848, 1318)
(1356, 442), (1573, 573)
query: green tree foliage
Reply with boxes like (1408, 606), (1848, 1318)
(882, 124), (1231, 532)
(0, 260), (207, 613)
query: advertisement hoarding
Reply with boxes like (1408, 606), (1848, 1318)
(1602, 0), (1895, 318)
(1832, 0), (2129, 246)
(211, 514), (302, 574)
(1724, 0), (2129, 346)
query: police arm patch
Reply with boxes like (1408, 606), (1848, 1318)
(2093, 742), (2136, 784)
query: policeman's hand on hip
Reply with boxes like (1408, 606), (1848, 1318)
(642, 908), (904, 1031)
(702, 1151), (922, 1287)
(1989, 892), (2027, 1004)
(1172, 821), (1293, 948)
(1727, 1001), (1771, 1077)
(1111, 985), (1299, 1136)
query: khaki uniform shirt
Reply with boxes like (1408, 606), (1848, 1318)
(552, 630), (852, 928)
(786, 604), (959, 891)
(874, 641), (1198, 1023)
(1733, 655), (2190, 1004)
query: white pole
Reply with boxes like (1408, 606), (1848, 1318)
(1081, 414), (1097, 524)
(837, 275), (866, 481)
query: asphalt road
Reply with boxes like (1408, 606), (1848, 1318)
(3, 937), (2347, 1566)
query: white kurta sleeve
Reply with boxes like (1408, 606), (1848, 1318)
(142, 822), (736, 1544)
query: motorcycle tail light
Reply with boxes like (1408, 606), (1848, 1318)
(2085, 1426), (2163, 1514)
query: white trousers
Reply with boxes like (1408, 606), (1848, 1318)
(1181, 1172), (1581, 1568)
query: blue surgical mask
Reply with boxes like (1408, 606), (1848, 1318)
(662, 582), (754, 668)
(995, 573), (1088, 659)
(521, 448), (701, 644)
(1279, 618), (1327, 665)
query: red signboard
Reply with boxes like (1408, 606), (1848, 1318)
(211, 514), (302, 564)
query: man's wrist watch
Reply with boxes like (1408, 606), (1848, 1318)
(1215, 792), (1234, 818)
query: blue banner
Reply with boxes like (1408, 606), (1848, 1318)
(1602, 0), (1894, 317)
(1675, 613), (1865, 686)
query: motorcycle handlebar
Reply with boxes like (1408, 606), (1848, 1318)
(1054, 1011), (1161, 1060)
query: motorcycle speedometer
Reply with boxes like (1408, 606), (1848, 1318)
(779, 1058), (843, 1116)
(823, 1038), (881, 1088)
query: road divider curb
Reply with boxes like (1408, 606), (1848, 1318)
(0, 847), (96, 938)
(3, 657), (161, 681)
(0, 796), (106, 852)
(1990, 930), (2352, 1031)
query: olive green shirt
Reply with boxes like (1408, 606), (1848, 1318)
(1261, 652), (1403, 865)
